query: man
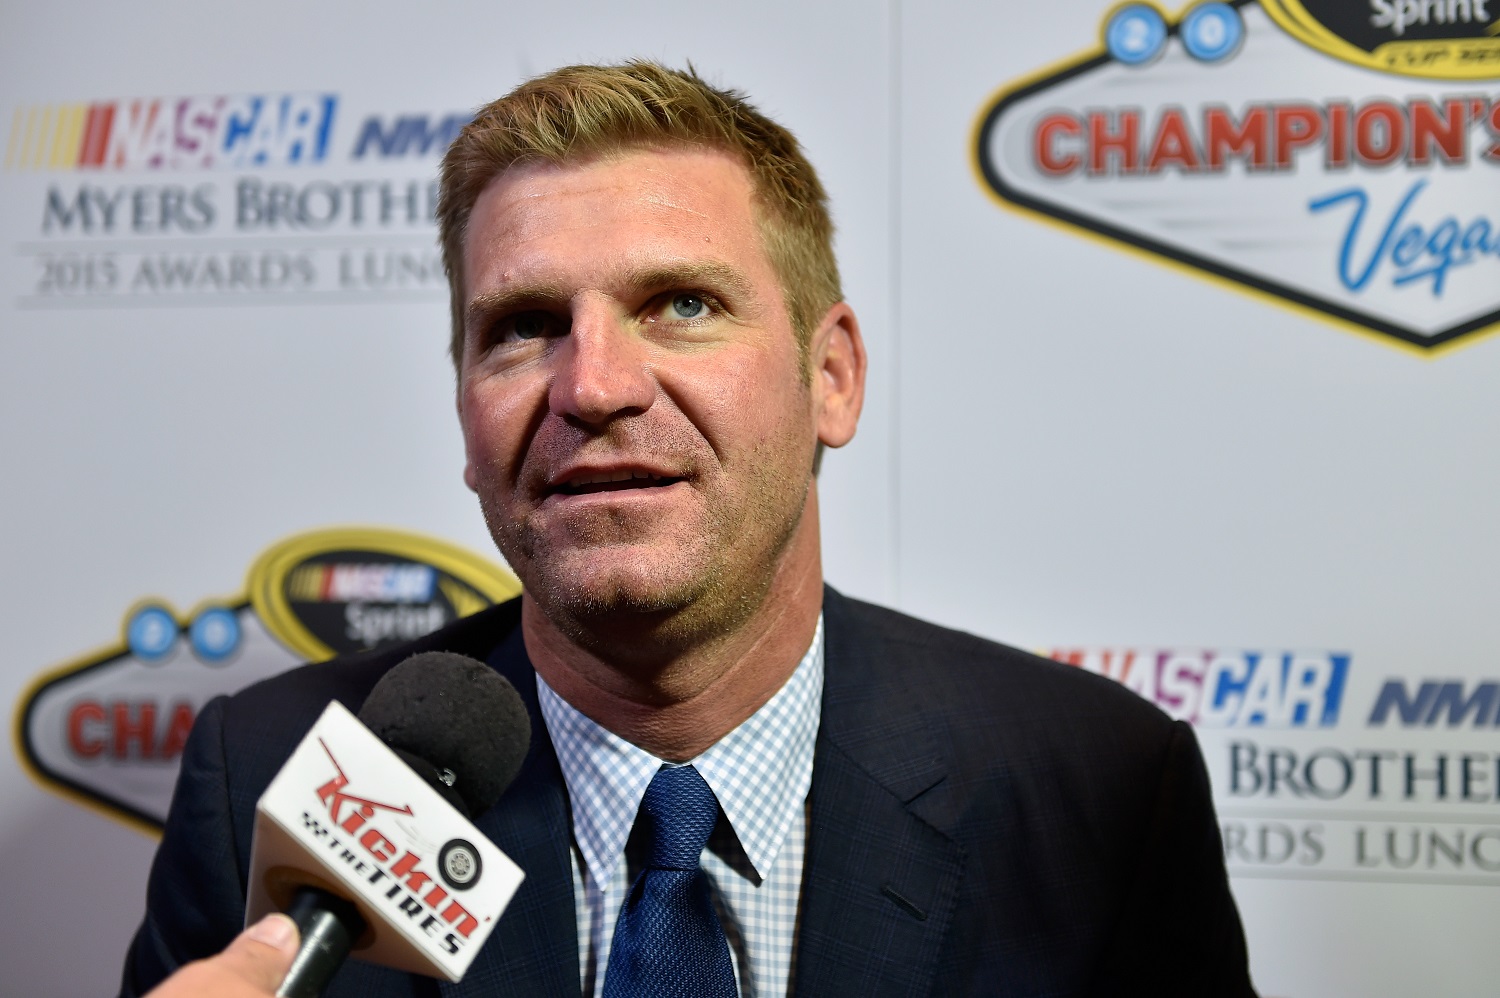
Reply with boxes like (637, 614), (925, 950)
(122, 62), (1257, 997)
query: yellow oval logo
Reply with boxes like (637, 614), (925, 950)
(249, 526), (522, 662)
(1262, 0), (1500, 79)
(15, 525), (520, 833)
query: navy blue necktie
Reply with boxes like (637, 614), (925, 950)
(602, 764), (738, 998)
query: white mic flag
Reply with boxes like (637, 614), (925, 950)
(246, 700), (524, 982)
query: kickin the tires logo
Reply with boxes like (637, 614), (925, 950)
(974, 0), (1500, 352)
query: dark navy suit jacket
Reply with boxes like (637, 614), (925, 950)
(121, 588), (1257, 997)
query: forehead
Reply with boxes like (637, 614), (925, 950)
(462, 146), (768, 292)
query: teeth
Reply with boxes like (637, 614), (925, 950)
(566, 470), (665, 487)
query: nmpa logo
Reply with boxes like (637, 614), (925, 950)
(1048, 647), (1351, 726)
(5, 93), (337, 171)
(1368, 678), (1500, 726)
(975, 0), (1500, 352)
(351, 113), (472, 159)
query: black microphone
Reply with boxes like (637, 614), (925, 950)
(358, 652), (531, 818)
(269, 652), (531, 998)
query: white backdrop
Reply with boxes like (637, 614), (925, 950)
(2, 1), (1496, 995)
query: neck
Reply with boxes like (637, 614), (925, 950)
(523, 489), (824, 762)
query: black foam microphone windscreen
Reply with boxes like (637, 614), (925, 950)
(357, 651), (532, 818)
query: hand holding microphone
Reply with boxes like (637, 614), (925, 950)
(144, 915), (300, 998)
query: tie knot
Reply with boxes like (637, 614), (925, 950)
(638, 764), (719, 870)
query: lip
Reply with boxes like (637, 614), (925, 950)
(541, 462), (691, 500)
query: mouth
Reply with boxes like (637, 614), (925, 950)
(550, 469), (687, 497)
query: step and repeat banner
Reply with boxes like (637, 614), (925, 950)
(900, 2), (1499, 995)
(2, 1), (1496, 994)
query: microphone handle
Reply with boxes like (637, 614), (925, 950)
(276, 887), (368, 998)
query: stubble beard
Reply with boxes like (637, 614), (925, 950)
(475, 446), (813, 661)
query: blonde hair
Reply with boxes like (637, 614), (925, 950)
(437, 61), (842, 370)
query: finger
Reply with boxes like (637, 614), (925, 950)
(215, 913), (300, 991)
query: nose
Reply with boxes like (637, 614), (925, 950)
(548, 303), (656, 426)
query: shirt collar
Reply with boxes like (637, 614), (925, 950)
(537, 614), (824, 887)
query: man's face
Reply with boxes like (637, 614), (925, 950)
(458, 146), (822, 639)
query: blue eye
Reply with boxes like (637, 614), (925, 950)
(506, 312), (551, 340)
(670, 293), (707, 319)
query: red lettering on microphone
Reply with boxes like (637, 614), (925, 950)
(340, 803), (375, 834)
(359, 827), (397, 863)
(303, 742), (482, 952)
(439, 899), (478, 939)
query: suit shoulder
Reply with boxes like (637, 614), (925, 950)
(225, 649), (393, 721)
(214, 598), (523, 769)
(824, 592), (1193, 836)
(832, 591), (1168, 719)
(825, 590), (1176, 756)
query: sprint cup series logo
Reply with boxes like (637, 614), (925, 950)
(975, 0), (1500, 351)
(14, 527), (520, 833)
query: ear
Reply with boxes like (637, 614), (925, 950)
(809, 301), (866, 449)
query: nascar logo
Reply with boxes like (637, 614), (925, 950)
(1048, 647), (1350, 727)
(4, 93), (337, 171)
(286, 562), (439, 604)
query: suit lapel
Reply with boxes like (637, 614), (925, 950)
(793, 589), (967, 998)
(431, 588), (965, 996)
(441, 623), (580, 998)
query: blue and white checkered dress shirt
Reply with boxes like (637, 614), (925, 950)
(536, 614), (824, 998)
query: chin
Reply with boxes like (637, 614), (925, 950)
(529, 551), (715, 620)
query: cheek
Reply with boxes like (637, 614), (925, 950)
(460, 378), (535, 476)
(671, 347), (811, 458)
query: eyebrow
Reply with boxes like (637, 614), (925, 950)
(465, 261), (760, 331)
(626, 262), (758, 307)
